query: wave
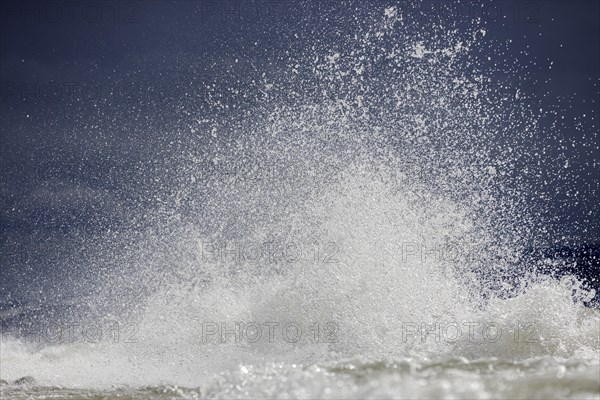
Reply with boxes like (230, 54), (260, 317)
(1, 3), (598, 393)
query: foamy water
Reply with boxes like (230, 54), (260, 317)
(1, 3), (598, 399)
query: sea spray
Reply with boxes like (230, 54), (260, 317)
(1, 3), (598, 397)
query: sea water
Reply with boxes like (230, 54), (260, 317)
(1, 4), (598, 399)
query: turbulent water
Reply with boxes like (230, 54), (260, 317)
(1, 2), (599, 399)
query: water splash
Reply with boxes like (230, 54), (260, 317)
(1, 3), (598, 396)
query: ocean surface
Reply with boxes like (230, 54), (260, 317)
(1, 2), (599, 399)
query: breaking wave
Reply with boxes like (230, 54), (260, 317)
(1, 3), (598, 398)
